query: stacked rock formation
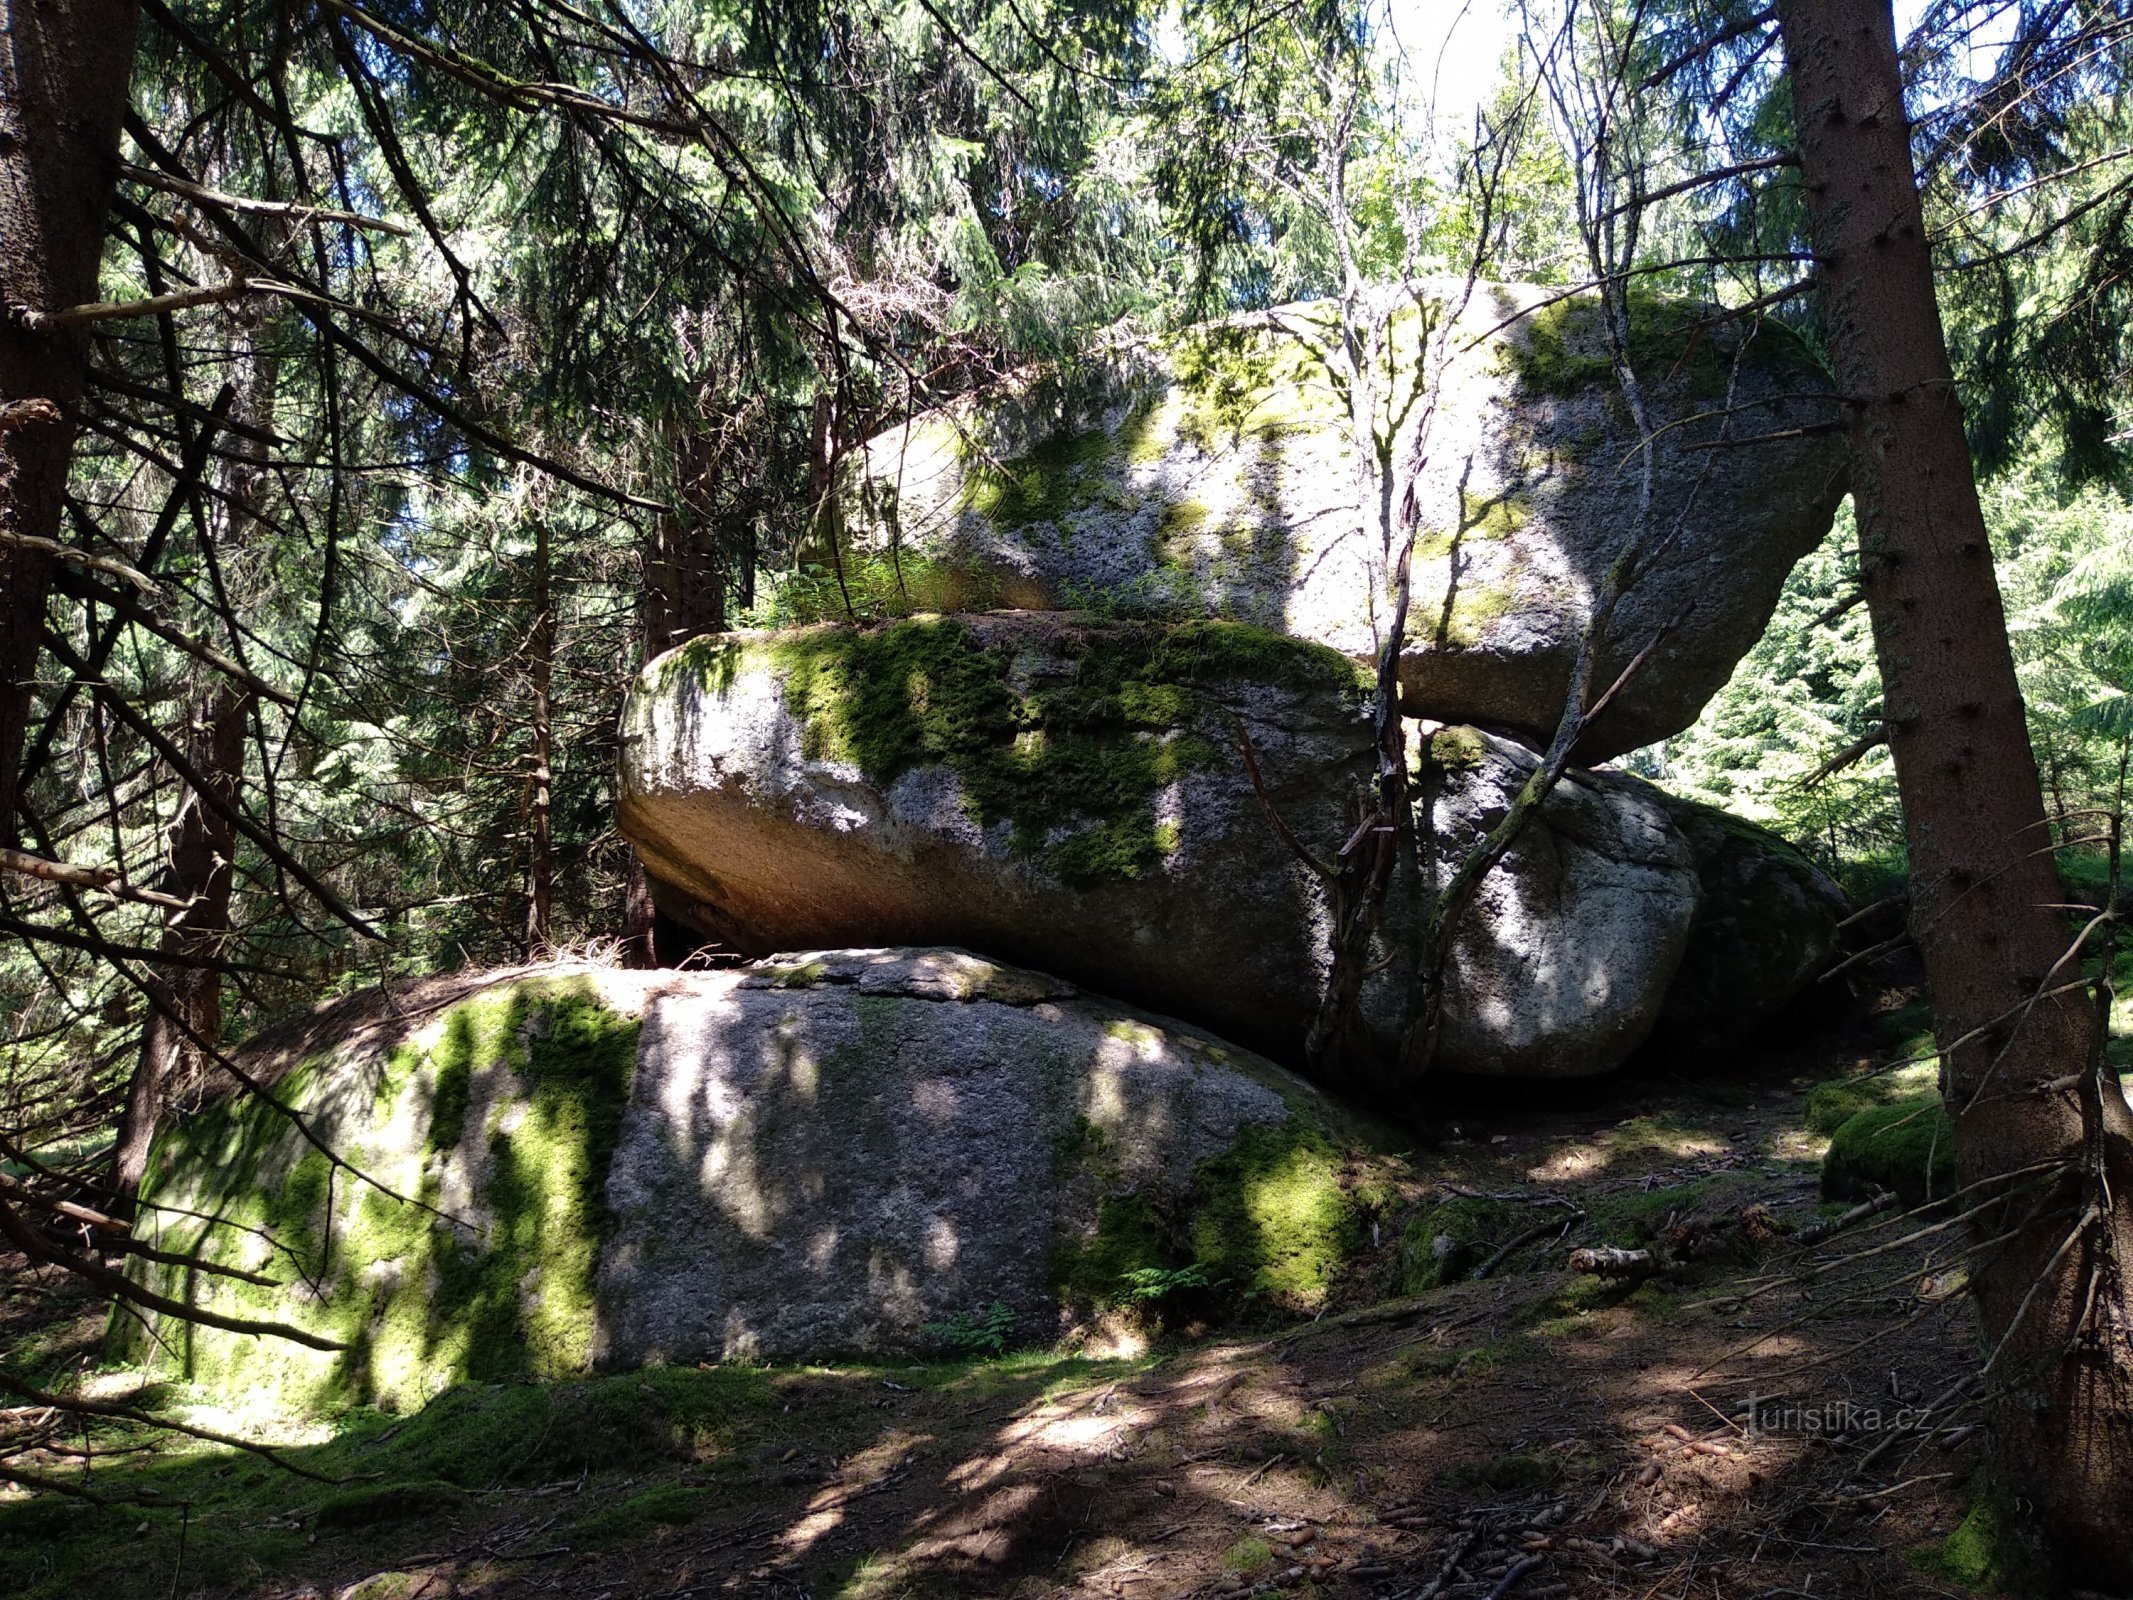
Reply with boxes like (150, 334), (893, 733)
(835, 279), (1849, 758)
(127, 283), (1857, 1396)
(622, 282), (1851, 1091)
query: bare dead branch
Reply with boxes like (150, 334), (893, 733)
(0, 846), (194, 912)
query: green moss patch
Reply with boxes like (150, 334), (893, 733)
(1167, 324), (1343, 453)
(1157, 496), (1212, 545)
(0, 1362), (787, 1599)
(1049, 1192), (1179, 1313)
(1504, 289), (1825, 399)
(117, 979), (641, 1417)
(1909, 1473), (2028, 1594)
(962, 423), (1123, 528)
(569, 1483), (716, 1546)
(1804, 1059), (1939, 1135)
(1190, 1123), (1361, 1310)
(1399, 1196), (1517, 1292)
(1584, 1178), (1723, 1244)
(1050, 1116), (1370, 1320)
(742, 548), (1011, 629)
(1425, 725), (1491, 772)
(751, 616), (1360, 885)
(313, 1479), (467, 1529)
(1460, 487), (1532, 540)
(1822, 1098), (1954, 1204)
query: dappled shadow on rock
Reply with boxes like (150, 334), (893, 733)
(4, 1035), (1992, 1600)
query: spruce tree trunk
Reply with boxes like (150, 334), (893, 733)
(109, 688), (247, 1209)
(526, 514), (555, 959)
(108, 275), (278, 1213)
(1778, 0), (2133, 1579)
(0, 0), (141, 839)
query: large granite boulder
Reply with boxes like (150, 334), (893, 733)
(114, 954), (1393, 1412)
(1417, 726), (1702, 1079)
(1650, 795), (1849, 1046)
(842, 281), (1847, 758)
(618, 615), (1755, 1087)
(621, 615), (1378, 1067)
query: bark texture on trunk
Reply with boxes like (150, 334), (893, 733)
(1778, 0), (2133, 1579)
(109, 263), (277, 1212)
(525, 513), (554, 959)
(0, 0), (143, 838)
(109, 688), (247, 1209)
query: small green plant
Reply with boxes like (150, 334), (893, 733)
(923, 1301), (1017, 1357)
(1118, 1262), (1224, 1303)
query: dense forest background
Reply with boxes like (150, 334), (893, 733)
(5, 0), (2133, 1581)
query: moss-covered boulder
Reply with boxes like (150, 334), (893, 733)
(1804, 1059), (1939, 1135)
(1821, 1098), (1955, 1204)
(620, 619), (1712, 1084)
(841, 280), (1846, 758)
(115, 970), (643, 1417)
(115, 953), (1394, 1416)
(621, 614), (1377, 1066)
(1650, 796), (1847, 1046)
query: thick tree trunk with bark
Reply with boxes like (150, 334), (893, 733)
(0, 0), (142, 839)
(1778, 0), (2133, 1579)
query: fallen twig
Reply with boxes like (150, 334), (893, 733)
(1486, 1554), (1547, 1600)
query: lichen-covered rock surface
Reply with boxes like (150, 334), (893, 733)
(115, 953), (1393, 1415)
(844, 280), (1847, 757)
(619, 621), (1832, 1084)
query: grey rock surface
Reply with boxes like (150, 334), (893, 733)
(118, 954), (1383, 1403)
(619, 614), (1380, 1069)
(1649, 795), (1848, 1046)
(619, 619), (1717, 1084)
(598, 948), (1354, 1365)
(1418, 727), (1703, 1079)
(845, 281), (1848, 758)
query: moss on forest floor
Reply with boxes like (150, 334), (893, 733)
(1821, 1098), (1955, 1203)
